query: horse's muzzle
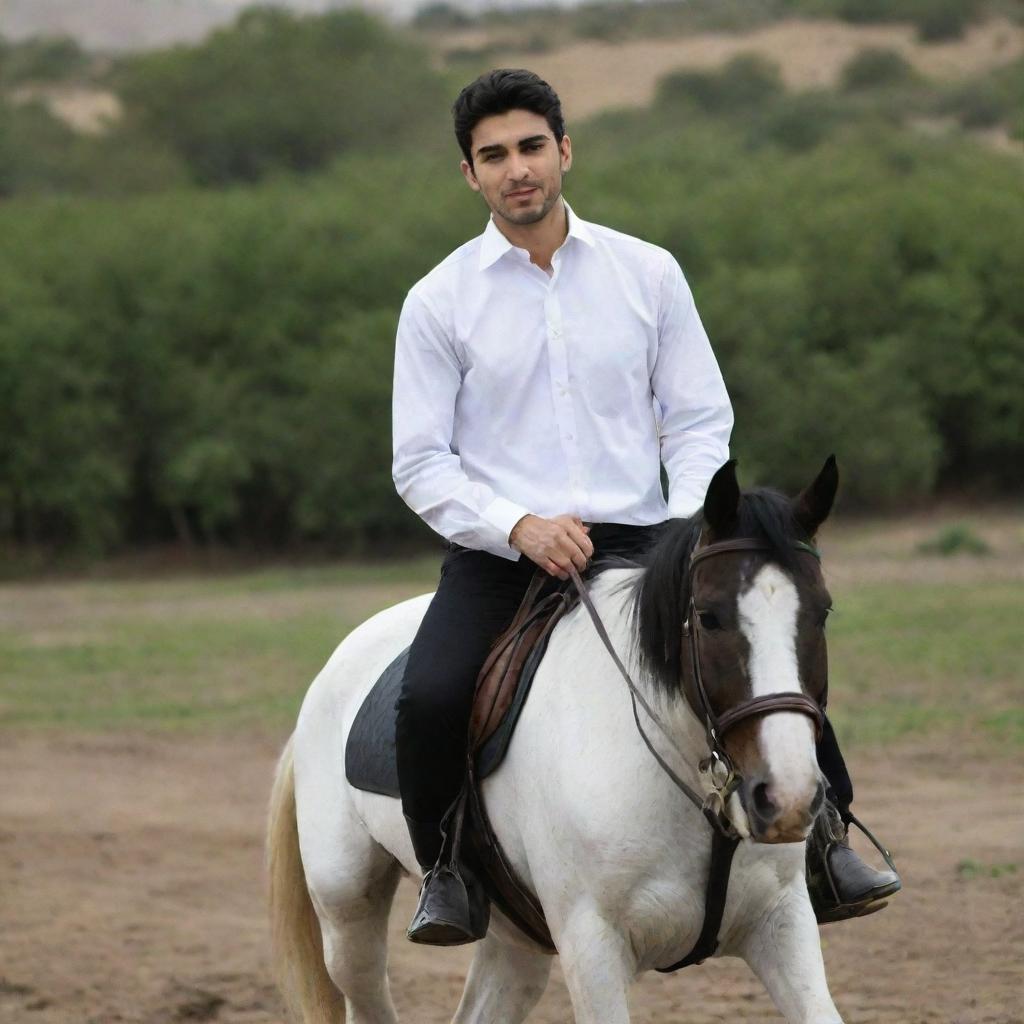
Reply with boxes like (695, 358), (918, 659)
(742, 776), (824, 844)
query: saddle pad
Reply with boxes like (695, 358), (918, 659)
(344, 627), (558, 798)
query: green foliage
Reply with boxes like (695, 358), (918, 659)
(746, 90), (845, 151)
(937, 57), (1024, 136)
(1, 8), (1023, 553)
(916, 525), (992, 556)
(0, 35), (88, 86)
(0, 98), (187, 198)
(956, 859), (1018, 879)
(657, 54), (784, 114)
(914, 0), (982, 41)
(841, 48), (919, 92)
(109, 7), (448, 185)
(0, 99), (77, 197)
(837, 0), (985, 40)
(411, 2), (473, 30)
(572, 2), (630, 41)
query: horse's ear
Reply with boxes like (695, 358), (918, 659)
(793, 455), (839, 538)
(703, 460), (740, 537)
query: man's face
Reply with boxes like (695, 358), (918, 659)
(461, 109), (572, 228)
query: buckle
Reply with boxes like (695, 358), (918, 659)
(698, 751), (740, 838)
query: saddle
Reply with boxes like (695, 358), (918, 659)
(345, 569), (575, 950)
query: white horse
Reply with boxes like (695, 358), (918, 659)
(267, 459), (844, 1023)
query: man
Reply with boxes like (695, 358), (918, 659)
(392, 69), (899, 946)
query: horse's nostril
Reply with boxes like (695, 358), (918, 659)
(752, 781), (777, 822)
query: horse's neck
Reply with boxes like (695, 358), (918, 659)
(560, 569), (708, 776)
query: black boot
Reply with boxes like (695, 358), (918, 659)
(806, 801), (901, 925)
(404, 815), (489, 946)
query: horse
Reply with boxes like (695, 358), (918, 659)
(267, 457), (846, 1023)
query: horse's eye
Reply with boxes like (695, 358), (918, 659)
(698, 611), (722, 631)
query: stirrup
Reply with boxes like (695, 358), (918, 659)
(809, 807), (901, 925)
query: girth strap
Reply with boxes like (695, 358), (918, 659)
(656, 828), (741, 972)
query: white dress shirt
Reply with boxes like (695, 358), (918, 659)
(392, 201), (733, 560)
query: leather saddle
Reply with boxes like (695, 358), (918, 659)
(345, 570), (575, 950)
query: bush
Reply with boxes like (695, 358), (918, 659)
(837, 0), (984, 38)
(0, 100), (76, 197)
(109, 7), (448, 185)
(841, 48), (919, 92)
(746, 91), (842, 151)
(657, 54), (784, 114)
(573, 2), (631, 41)
(914, 0), (978, 42)
(411, 2), (472, 30)
(916, 525), (991, 556)
(0, 35), (88, 86)
(940, 80), (1008, 128)
(938, 57), (1024, 135)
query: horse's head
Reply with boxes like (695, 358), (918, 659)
(635, 457), (838, 844)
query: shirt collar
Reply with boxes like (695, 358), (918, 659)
(477, 199), (595, 271)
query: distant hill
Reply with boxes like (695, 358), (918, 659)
(1, 0), (417, 51)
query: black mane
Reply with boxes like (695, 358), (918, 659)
(629, 488), (817, 697)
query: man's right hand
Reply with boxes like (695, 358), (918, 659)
(508, 514), (594, 580)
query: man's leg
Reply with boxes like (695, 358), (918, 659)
(395, 545), (537, 943)
(809, 714), (901, 923)
(817, 715), (853, 819)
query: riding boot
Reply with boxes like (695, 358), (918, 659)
(404, 815), (489, 946)
(806, 800), (901, 924)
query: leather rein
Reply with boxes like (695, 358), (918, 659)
(568, 536), (824, 970)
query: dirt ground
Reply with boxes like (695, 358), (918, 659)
(1, 728), (1021, 1024)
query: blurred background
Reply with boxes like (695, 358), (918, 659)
(0, 1), (1021, 1022)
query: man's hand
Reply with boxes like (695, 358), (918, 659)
(508, 514), (594, 580)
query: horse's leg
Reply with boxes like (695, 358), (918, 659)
(305, 826), (402, 1024)
(556, 905), (635, 1024)
(739, 892), (843, 1024)
(311, 850), (401, 1024)
(452, 930), (553, 1024)
(296, 745), (402, 1023)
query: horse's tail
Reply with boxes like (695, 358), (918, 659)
(267, 735), (346, 1024)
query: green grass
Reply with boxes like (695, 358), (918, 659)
(826, 580), (1022, 747)
(956, 858), (1019, 880)
(0, 558), (1020, 747)
(0, 559), (439, 731)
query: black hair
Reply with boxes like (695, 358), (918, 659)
(630, 488), (817, 697)
(452, 68), (565, 165)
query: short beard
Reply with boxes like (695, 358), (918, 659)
(496, 185), (561, 227)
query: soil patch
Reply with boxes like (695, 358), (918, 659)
(1, 730), (1021, 1022)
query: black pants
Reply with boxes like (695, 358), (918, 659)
(395, 521), (853, 841)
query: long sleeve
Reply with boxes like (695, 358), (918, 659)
(652, 258), (734, 518)
(392, 289), (530, 559)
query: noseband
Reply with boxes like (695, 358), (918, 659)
(684, 538), (825, 826)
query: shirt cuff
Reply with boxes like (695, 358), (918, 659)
(480, 496), (532, 555)
(668, 484), (707, 520)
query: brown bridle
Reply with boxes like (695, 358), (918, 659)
(570, 536), (825, 837)
(568, 536), (828, 970)
(685, 538), (825, 754)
